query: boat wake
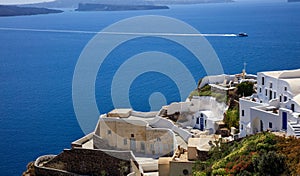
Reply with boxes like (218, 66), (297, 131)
(0, 27), (238, 37)
(202, 34), (237, 37)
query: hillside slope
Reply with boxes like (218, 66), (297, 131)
(194, 132), (300, 175)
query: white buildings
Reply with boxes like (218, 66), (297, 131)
(163, 96), (227, 134)
(93, 109), (176, 156)
(239, 69), (300, 138)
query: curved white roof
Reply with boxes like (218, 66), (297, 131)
(101, 117), (149, 126)
(261, 69), (300, 79)
(261, 69), (300, 95)
(282, 78), (300, 95)
(263, 71), (282, 78)
(293, 94), (300, 106)
(279, 69), (300, 79)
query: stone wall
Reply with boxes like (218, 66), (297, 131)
(35, 148), (133, 176)
(169, 161), (194, 176)
(34, 155), (78, 176)
(35, 165), (77, 176)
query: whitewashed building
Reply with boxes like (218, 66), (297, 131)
(164, 96), (227, 134)
(239, 69), (300, 138)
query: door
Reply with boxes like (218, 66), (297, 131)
(196, 117), (200, 129)
(200, 118), (204, 131)
(260, 120), (264, 132)
(282, 112), (287, 130)
(130, 138), (136, 152)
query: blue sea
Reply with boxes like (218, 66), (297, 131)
(0, 1), (300, 175)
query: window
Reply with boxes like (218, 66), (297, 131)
(280, 95), (282, 102)
(291, 104), (295, 112)
(262, 77), (265, 85)
(157, 137), (161, 142)
(241, 124), (243, 130)
(284, 87), (287, 91)
(141, 142), (145, 151)
(124, 139), (127, 145)
(150, 144), (154, 151)
(107, 130), (111, 135)
(200, 113), (203, 117)
(284, 96), (287, 102)
(265, 89), (268, 96)
(131, 134), (134, 138)
(242, 110), (245, 116)
(259, 88), (262, 93)
(269, 90), (273, 100)
(270, 83), (273, 88)
(183, 169), (189, 176)
(269, 122), (273, 128)
(274, 92), (276, 99)
(196, 118), (200, 124)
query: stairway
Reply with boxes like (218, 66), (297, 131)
(289, 122), (300, 138)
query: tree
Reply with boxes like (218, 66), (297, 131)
(236, 82), (254, 97)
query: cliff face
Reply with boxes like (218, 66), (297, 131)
(0, 5), (63, 17)
(22, 162), (35, 176)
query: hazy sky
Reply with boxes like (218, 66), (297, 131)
(0, 0), (286, 5)
(0, 0), (54, 5)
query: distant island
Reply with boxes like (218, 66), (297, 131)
(24, 0), (233, 9)
(75, 3), (169, 11)
(0, 5), (63, 17)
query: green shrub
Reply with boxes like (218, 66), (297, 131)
(193, 171), (207, 176)
(212, 168), (227, 176)
(224, 108), (239, 129)
(236, 82), (254, 97)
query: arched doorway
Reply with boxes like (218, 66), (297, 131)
(252, 117), (262, 134)
(260, 120), (264, 132)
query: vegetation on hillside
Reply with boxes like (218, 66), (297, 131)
(189, 84), (227, 103)
(190, 80), (254, 130)
(193, 132), (300, 176)
(224, 81), (254, 129)
(223, 107), (239, 130)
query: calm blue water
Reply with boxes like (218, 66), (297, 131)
(0, 2), (300, 175)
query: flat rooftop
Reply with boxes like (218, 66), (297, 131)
(188, 135), (220, 152)
(107, 108), (132, 118)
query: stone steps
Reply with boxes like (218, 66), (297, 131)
(288, 122), (300, 138)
